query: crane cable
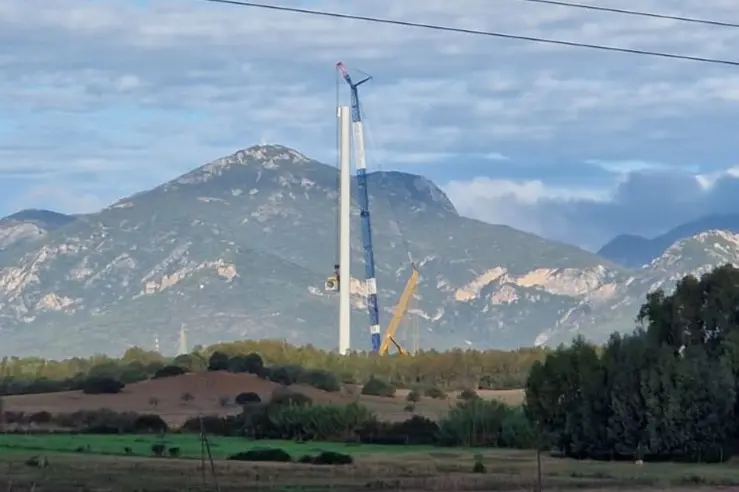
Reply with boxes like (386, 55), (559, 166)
(354, 69), (415, 268)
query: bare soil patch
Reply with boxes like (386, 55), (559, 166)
(4, 373), (526, 426)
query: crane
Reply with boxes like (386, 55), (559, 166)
(328, 62), (420, 356)
(378, 264), (419, 356)
(335, 61), (382, 353)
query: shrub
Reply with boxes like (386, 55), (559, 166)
(406, 389), (421, 403)
(235, 392), (262, 405)
(82, 376), (124, 395)
(153, 365), (187, 379)
(168, 447), (181, 457)
(28, 411), (53, 424)
(243, 353), (265, 375)
(181, 415), (232, 436)
(219, 395), (230, 407)
(268, 364), (305, 385)
(404, 404), (415, 412)
(133, 414), (168, 434)
(228, 448), (292, 462)
(357, 415), (439, 445)
(151, 443), (166, 456)
(458, 388), (479, 401)
(255, 402), (375, 441)
(309, 451), (353, 465)
(424, 386), (446, 399)
(207, 351), (230, 371)
(270, 388), (312, 407)
(298, 369), (341, 392)
(180, 392), (194, 403)
(361, 377), (395, 397)
(437, 399), (530, 448)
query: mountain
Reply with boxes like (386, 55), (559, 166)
(598, 214), (739, 267)
(0, 144), (619, 358)
(548, 230), (739, 346)
(0, 209), (77, 251)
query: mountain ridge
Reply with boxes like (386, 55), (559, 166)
(0, 144), (736, 358)
(598, 214), (739, 267)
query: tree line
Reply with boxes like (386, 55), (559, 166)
(524, 264), (739, 463)
(0, 339), (546, 396)
(2, 388), (533, 450)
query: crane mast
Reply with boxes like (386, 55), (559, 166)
(336, 62), (382, 353)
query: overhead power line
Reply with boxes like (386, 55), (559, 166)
(516, 0), (739, 29)
(202, 0), (739, 67)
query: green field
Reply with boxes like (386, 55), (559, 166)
(4, 434), (739, 491)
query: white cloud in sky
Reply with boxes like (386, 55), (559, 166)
(2, 0), (739, 248)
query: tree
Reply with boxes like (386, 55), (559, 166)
(82, 376), (124, 395)
(207, 352), (230, 371)
(235, 392), (262, 405)
(153, 365), (187, 379)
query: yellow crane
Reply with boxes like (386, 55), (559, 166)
(378, 264), (419, 356)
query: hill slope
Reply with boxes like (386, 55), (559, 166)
(550, 230), (739, 346)
(598, 214), (739, 267)
(0, 145), (620, 358)
(0, 209), (77, 251)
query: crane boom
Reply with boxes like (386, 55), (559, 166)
(379, 265), (419, 356)
(336, 62), (382, 353)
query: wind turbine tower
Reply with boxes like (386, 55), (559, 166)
(177, 324), (189, 355)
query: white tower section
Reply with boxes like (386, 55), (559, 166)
(177, 324), (188, 355)
(338, 105), (352, 355)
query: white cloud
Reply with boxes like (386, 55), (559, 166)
(2, 0), (739, 247)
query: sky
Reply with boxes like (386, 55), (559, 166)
(2, 0), (739, 251)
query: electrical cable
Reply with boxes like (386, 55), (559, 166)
(515, 0), (739, 29)
(201, 0), (739, 67)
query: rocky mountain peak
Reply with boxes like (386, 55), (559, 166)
(173, 144), (313, 187)
(367, 171), (457, 216)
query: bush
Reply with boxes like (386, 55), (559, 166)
(153, 365), (187, 379)
(151, 443), (166, 456)
(308, 451), (353, 465)
(253, 402), (375, 441)
(270, 388), (312, 407)
(235, 392), (262, 405)
(361, 377), (395, 398)
(267, 364), (305, 385)
(437, 399), (531, 448)
(458, 388), (479, 401)
(82, 377), (124, 395)
(28, 411), (53, 424)
(181, 415), (234, 436)
(424, 386), (446, 399)
(228, 448), (292, 462)
(298, 369), (341, 392)
(207, 352), (230, 371)
(243, 353), (265, 375)
(406, 389), (421, 403)
(133, 414), (168, 434)
(169, 447), (181, 457)
(357, 415), (439, 445)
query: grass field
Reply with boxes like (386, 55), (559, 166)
(2, 434), (739, 491)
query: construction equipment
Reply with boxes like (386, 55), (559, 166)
(332, 61), (419, 355)
(324, 264), (340, 292)
(378, 264), (419, 356)
(334, 61), (382, 352)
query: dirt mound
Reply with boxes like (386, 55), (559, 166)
(3, 371), (353, 427)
